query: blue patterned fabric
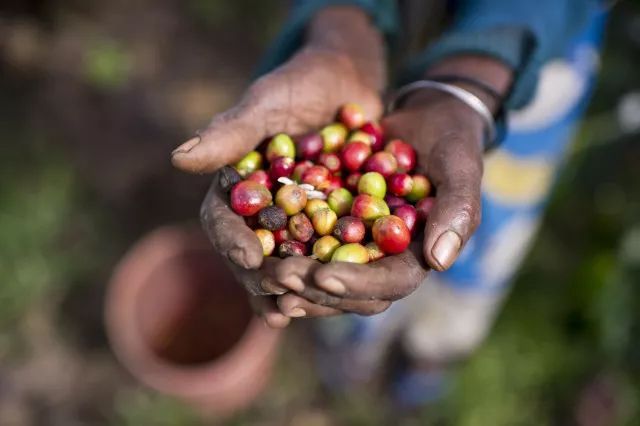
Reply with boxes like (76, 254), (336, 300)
(311, 5), (607, 399)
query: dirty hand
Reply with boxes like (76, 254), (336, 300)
(275, 56), (513, 320)
(171, 6), (386, 327)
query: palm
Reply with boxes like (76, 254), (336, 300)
(254, 48), (382, 136)
(171, 48), (382, 174)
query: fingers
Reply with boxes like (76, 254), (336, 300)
(277, 293), (391, 318)
(200, 176), (263, 270)
(311, 245), (428, 300)
(273, 255), (319, 293)
(422, 137), (483, 271)
(251, 296), (291, 329)
(277, 293), (342, 318)
(172, 97), (266, 174)
(227, 257), (287, 296)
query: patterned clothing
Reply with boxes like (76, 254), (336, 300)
(260, 0), (608, 396)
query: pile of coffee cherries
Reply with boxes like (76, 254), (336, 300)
(220, 103), (435, 264)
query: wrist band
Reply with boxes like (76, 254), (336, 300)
(429, 74), (503, 105)
(387, 80), (497, 149)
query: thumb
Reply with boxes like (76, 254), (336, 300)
(171, 101), (266, 174)
(422, 138), (483, 271)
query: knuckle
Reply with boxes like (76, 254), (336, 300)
(403, 271), (425, 297)
(199, 198), (211, 228)
(275, 257), (302, 282)
(358, 301), (391, 316)
(449, 194), (481, 232)
(302, 288), (341, 307)
(382, 256), (425, 300)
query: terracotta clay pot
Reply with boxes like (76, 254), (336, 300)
(105, 225), (281, 417)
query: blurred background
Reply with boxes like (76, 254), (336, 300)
(1, 0), (639, 425)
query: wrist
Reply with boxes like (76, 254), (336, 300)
(424, 55), (513, 114)
(306, 6), (386, 92)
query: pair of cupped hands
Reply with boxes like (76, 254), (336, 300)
(171, 43), (488, 328)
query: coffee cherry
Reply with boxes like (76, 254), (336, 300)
(384, 194), (407, 210)
(351, 194), (390, 226)
(358, 171), (387, 199)
(301, 165), (331, 189)
(331, 243), (369, 264)
(324, 175), (344, 195)
(388, 173), (413, 197)
(341, 141), (371, 172)
(364, 152), (398, 178)
(266, 133), (295, 162)
(347, 130), (374, 146)
(254, 229), (275, 256)
(257, 205), (287, 231)
(393, 204), (418, 235)
(246, 169), (272, 190)
(372, 215), (411, 254)
(333, 216), (365, 243)
(385, 139), (416, 173)
(318, 153), (341, 174)
(292, 160), (314, 182)
(313, 236), (341, 263)
(345, 173), (361, 193)
(365, 242), (385, 262)
(327, 188), (354, 217)
(275, 184), (308, 215)
(415, 197), (436, 221)
(339, 103), (366, 130)
(234, 151), (262, 177)
(406, 174), (432, 202)
(230, 181), (272, 216)
(279, 240), (307, 257)
(305, 199), (330, 217)
(320, 123), (348, 153)
(296, 133), (323, 160)
(269, 156), (295, 180)
(273, 228), (292, 245)
(218, 166), (242, 193)
(312, 208), (338, 236)
(288, 213), (314, 242)
(360, 121), (384, 151)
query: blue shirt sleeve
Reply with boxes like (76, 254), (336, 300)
(404, 0), (603, 109)
(257, 0), (602, 110)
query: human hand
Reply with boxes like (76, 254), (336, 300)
(171, 6), (384, 174)
(272, 93), (485, 319)
(171, 7), (386, 327)
(274, 56), (513, 321)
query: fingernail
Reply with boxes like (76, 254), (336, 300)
(288, 307), (306, 318)
(281, 275), (305, 292)
(228, 248), (247, 268)
(261, 278), (288, 295)
(171, 136), (200, 155)
(319, 277), (346, 296)
(431, 230), (462, 271)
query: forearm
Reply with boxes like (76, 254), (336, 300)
(306, 6), (387, 92)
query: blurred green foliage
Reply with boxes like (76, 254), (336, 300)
(83, 38), (132, 89)
(113, 390), (203, 426)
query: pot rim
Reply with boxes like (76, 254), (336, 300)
(105, 225), (280, 397)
